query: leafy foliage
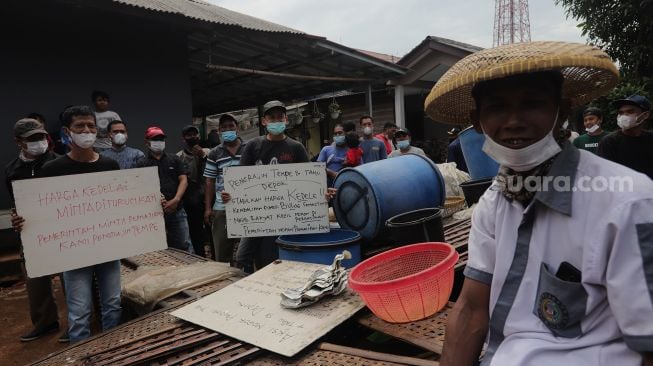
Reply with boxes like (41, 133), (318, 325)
(556, 0), (653, 78)
(557, 0), (653, 131)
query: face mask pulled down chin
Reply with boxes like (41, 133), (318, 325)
(70, 132), (97, 149)
(585, 124), (600, 134)
(149, 140), (165, 153)
(266, 122), (286, 135)
(481, 108), (562, 172)
(25, 140), (49, 156)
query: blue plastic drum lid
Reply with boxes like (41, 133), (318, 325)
(332, 154), (446, 241)
(276, 229), (361, 249)
(277, 229), (361, 268)
(458, 126), (500, 179)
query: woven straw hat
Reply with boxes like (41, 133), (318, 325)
(424, 41), (619, 125)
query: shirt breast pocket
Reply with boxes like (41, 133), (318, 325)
(532, 262), (587, 338)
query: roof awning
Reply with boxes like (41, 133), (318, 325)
(105, 0), (407, 116)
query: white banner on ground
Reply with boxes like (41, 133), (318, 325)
(224, 162), (329, 238)
(13, 167), (167, 277)
(172, 260), (364, 357)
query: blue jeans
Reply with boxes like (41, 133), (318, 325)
(62, 260), (122, 343)
(164, 208), (192, 252)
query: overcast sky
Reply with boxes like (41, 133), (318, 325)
(207, 0), (587, 57)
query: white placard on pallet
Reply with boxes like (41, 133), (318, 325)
(172, 260), (364, 357)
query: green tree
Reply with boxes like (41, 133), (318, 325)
(556, 0), (653, 78)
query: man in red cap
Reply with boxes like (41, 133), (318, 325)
(136, 126), (191, 251)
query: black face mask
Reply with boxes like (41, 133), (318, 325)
(185, 138), (200, 147)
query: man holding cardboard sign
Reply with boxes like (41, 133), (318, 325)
(222, 100), (310, 273)
(12, 105), (123, 343)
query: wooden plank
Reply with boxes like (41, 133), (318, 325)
(357, 303), (454, 355)
(318, 343), (439, 366)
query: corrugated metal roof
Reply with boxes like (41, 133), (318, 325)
(427, 36), (483, 53)
(113, 0), (304, 34)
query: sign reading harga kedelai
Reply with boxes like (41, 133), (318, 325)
(12, 167), (167, 278)
(224, 162), (330, 238)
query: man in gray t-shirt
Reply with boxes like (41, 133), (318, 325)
(222, 100), (309, 273)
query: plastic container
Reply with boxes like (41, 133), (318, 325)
(276, 229), (361, 268)
(458, 126), (500, 179)
(459, 177), (494, 206)
(349, 242), (458, 323)
(385, 208), (445, 246)
(333, 154), (445, 241)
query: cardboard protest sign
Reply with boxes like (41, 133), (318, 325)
(172, 260), (364, 357)
(13, 167), (167, 277)
(224, 162), (329, 238)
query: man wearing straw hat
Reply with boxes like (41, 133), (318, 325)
(425, 42), (653, 366)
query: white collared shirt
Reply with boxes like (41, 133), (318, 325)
(465, 145), (653, 366)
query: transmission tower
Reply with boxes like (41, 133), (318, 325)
(493, 0), (531, 46)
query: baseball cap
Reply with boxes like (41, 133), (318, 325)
(613, 95), (651, 111)
(145, 126), (166, 139)
(219, 113), (238, 124)
(583, 107), (603, 118)
(263, 100), (286, 116)
(395, 128), (410, 137)
(181, 125), (199, 135)
(14, 118), (48, 138)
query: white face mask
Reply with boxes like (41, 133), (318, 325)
(70, 132), (97, 149)
(363, 127), (373, 136)
(481, 107), (562, 172)
(149, 140), (165, 153)
(585, 124), (600, 134)
(617, 113), (645, 130)
(112, 133), (127, 145)
(25, 139), (49, 156)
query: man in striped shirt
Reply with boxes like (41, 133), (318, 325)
(203, 114), (246, 263)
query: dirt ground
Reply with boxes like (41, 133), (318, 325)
(0, 277), (68, 365)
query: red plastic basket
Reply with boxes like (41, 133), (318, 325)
(349, 242), (458, 323)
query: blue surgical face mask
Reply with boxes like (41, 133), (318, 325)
(266, 121), (286, 135)
(334, 135), (345, 145)
(221, 130), (237, 142)
(397, 140), (410, 149)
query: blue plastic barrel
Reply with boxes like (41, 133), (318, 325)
(458, 126), (500, 179)
(277, 229), (361, 268)
(332, 154), (445, 241)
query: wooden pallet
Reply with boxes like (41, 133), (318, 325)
(252, 343), (439, 366)
(357, 303), (454, 355)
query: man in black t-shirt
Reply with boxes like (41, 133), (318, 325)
(12, 106), (122, 344)
(598, 95), (653, 179)
(136, 126), (191, 251)
(223, 100), (309, 273)
(6, 119), (60, 342)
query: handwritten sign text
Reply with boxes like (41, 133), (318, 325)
(224, 163), (329, 238)
(13, 167), (167, 277)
